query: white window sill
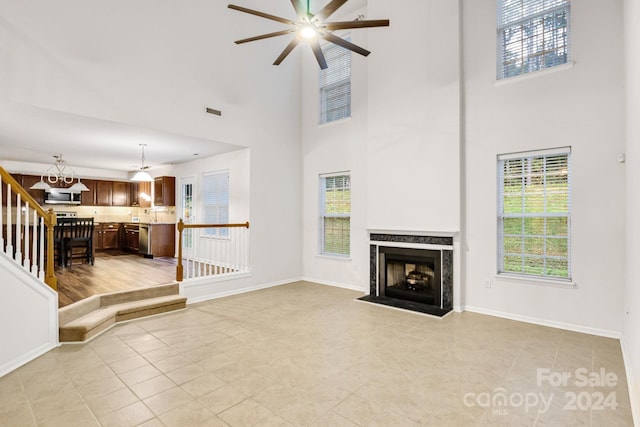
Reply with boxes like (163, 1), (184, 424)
(495, 61), (575, 86)
(317, 254), (352, 262)
(319, 116), (352, 128)
(494, 273), (576, 288)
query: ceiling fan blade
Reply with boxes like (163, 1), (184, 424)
(321, 32), (370, 57)
(235, 29), (297, 44)
(290, 0), (307, 20)
(324, 19), (390, 31)
(310, 39), (328, 69)
(313, 0), (348, 22)
(228, 4), (297, 26)
(274, 37), (302, 66)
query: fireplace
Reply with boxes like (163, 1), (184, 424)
(360, 232), (454, 317)
(380, 247), (441, 306)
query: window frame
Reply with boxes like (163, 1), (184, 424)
(201, 170), (229, 239)
(319, 41), (352, 124)
(497, 0), (571, 80)
(319, 172), (351, 258)
(497, 147), (572, 281)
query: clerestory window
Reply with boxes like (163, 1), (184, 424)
(497, 0), (570, 79)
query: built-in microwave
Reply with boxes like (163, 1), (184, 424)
(44, 190), (81, 205)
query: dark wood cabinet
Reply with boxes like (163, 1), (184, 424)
(4, 173), (159, 208)
(81, 179), (97, 205)
(20, 175), (45, 206)
(154, 176), (176, 206)
(96, 181), (113, 206)
(130, 181), (151, 208)
(95, 223), (120, 250)
(123, 224), (139, 252)
(112, 181), (130, 206)
(150, 224), (175, 257)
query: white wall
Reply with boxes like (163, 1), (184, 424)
(0, 0), (304, 298)
(170, 148), (250, 225)
(366, 0), (460, 233)
(301, 0), (461, 291)
(0, 254), (58, 377)
(623, 0), (640, 421)
(301, 5), (370, 291)
(463, 0), (626, 335)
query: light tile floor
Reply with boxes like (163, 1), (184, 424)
(0, 282), (634, 426)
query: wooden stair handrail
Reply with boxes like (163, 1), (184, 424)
(0, 167), (58, 290)
(176, 219), (250, 282)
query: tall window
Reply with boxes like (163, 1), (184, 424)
(181, 179), (194, 249)
(202, 171), (229, 237)
(497, 0), (570, 80)
(320, 173), (351, 256)
(497, 148), (571, 280)
(320, 42), (351, 124)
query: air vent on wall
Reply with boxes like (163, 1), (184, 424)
(205, 106), (222, 117)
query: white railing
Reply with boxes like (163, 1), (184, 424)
(0, 169), (57, 289)
(176, 220), (250, 282)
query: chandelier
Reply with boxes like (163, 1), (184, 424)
(30, 154), (90, 192)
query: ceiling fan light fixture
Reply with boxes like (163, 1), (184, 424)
(228, 0), (389, 69)
(300, 25), (317, 39)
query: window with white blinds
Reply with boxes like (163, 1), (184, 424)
(497, 0), (570, 80)
(320, 42), (351, 124)
(320, 173), (351, 256)
(202, 170), (229, 237)
(497, 148), (571, 280)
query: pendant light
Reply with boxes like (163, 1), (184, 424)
(30, 154), (89, 192)
(131, 144), (153, 182)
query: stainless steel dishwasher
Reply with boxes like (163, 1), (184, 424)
(139, 223), (152, 258)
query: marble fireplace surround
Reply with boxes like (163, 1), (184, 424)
(362, 230), (461, 317)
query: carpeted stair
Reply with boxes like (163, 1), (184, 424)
(59, 283), (187, 342)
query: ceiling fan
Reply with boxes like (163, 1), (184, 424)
(228, 0), (390, 69)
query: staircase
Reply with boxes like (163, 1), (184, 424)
(58, 283), (187, 342)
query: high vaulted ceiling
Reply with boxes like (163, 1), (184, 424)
(0, 0), (366, 175)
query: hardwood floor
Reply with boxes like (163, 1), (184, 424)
(55, 251), (177, 308)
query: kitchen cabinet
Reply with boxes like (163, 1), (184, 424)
(81, 180), (97, 206)
(5, 174), (157, 208)
(97, 181), (129, 207)
(130, 181), (151, 208)
(96, 181), (113, 206)
(112, 181), (130, 206)
(95, 223), (120, 250)
(139, 223), (175, 257)
(150, 224), (175, 257)
(154, 176), (175, 206)
(20, 175), (45, 206)
(122, 224), (139, 252)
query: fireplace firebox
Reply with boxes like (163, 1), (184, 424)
(380, 247), (441, 306)
(360, 233), (454, 317)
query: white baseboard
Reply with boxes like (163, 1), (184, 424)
(300, 277), (367, 293)
(184, 277), (300, 305)
(620, 335), (640, 427)
(463, 305), (622, 339)
(0, 342), (58, 378)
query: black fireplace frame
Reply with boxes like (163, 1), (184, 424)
(362, 233), (454, 317)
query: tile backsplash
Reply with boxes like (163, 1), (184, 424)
(53, 206), (177, 224)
